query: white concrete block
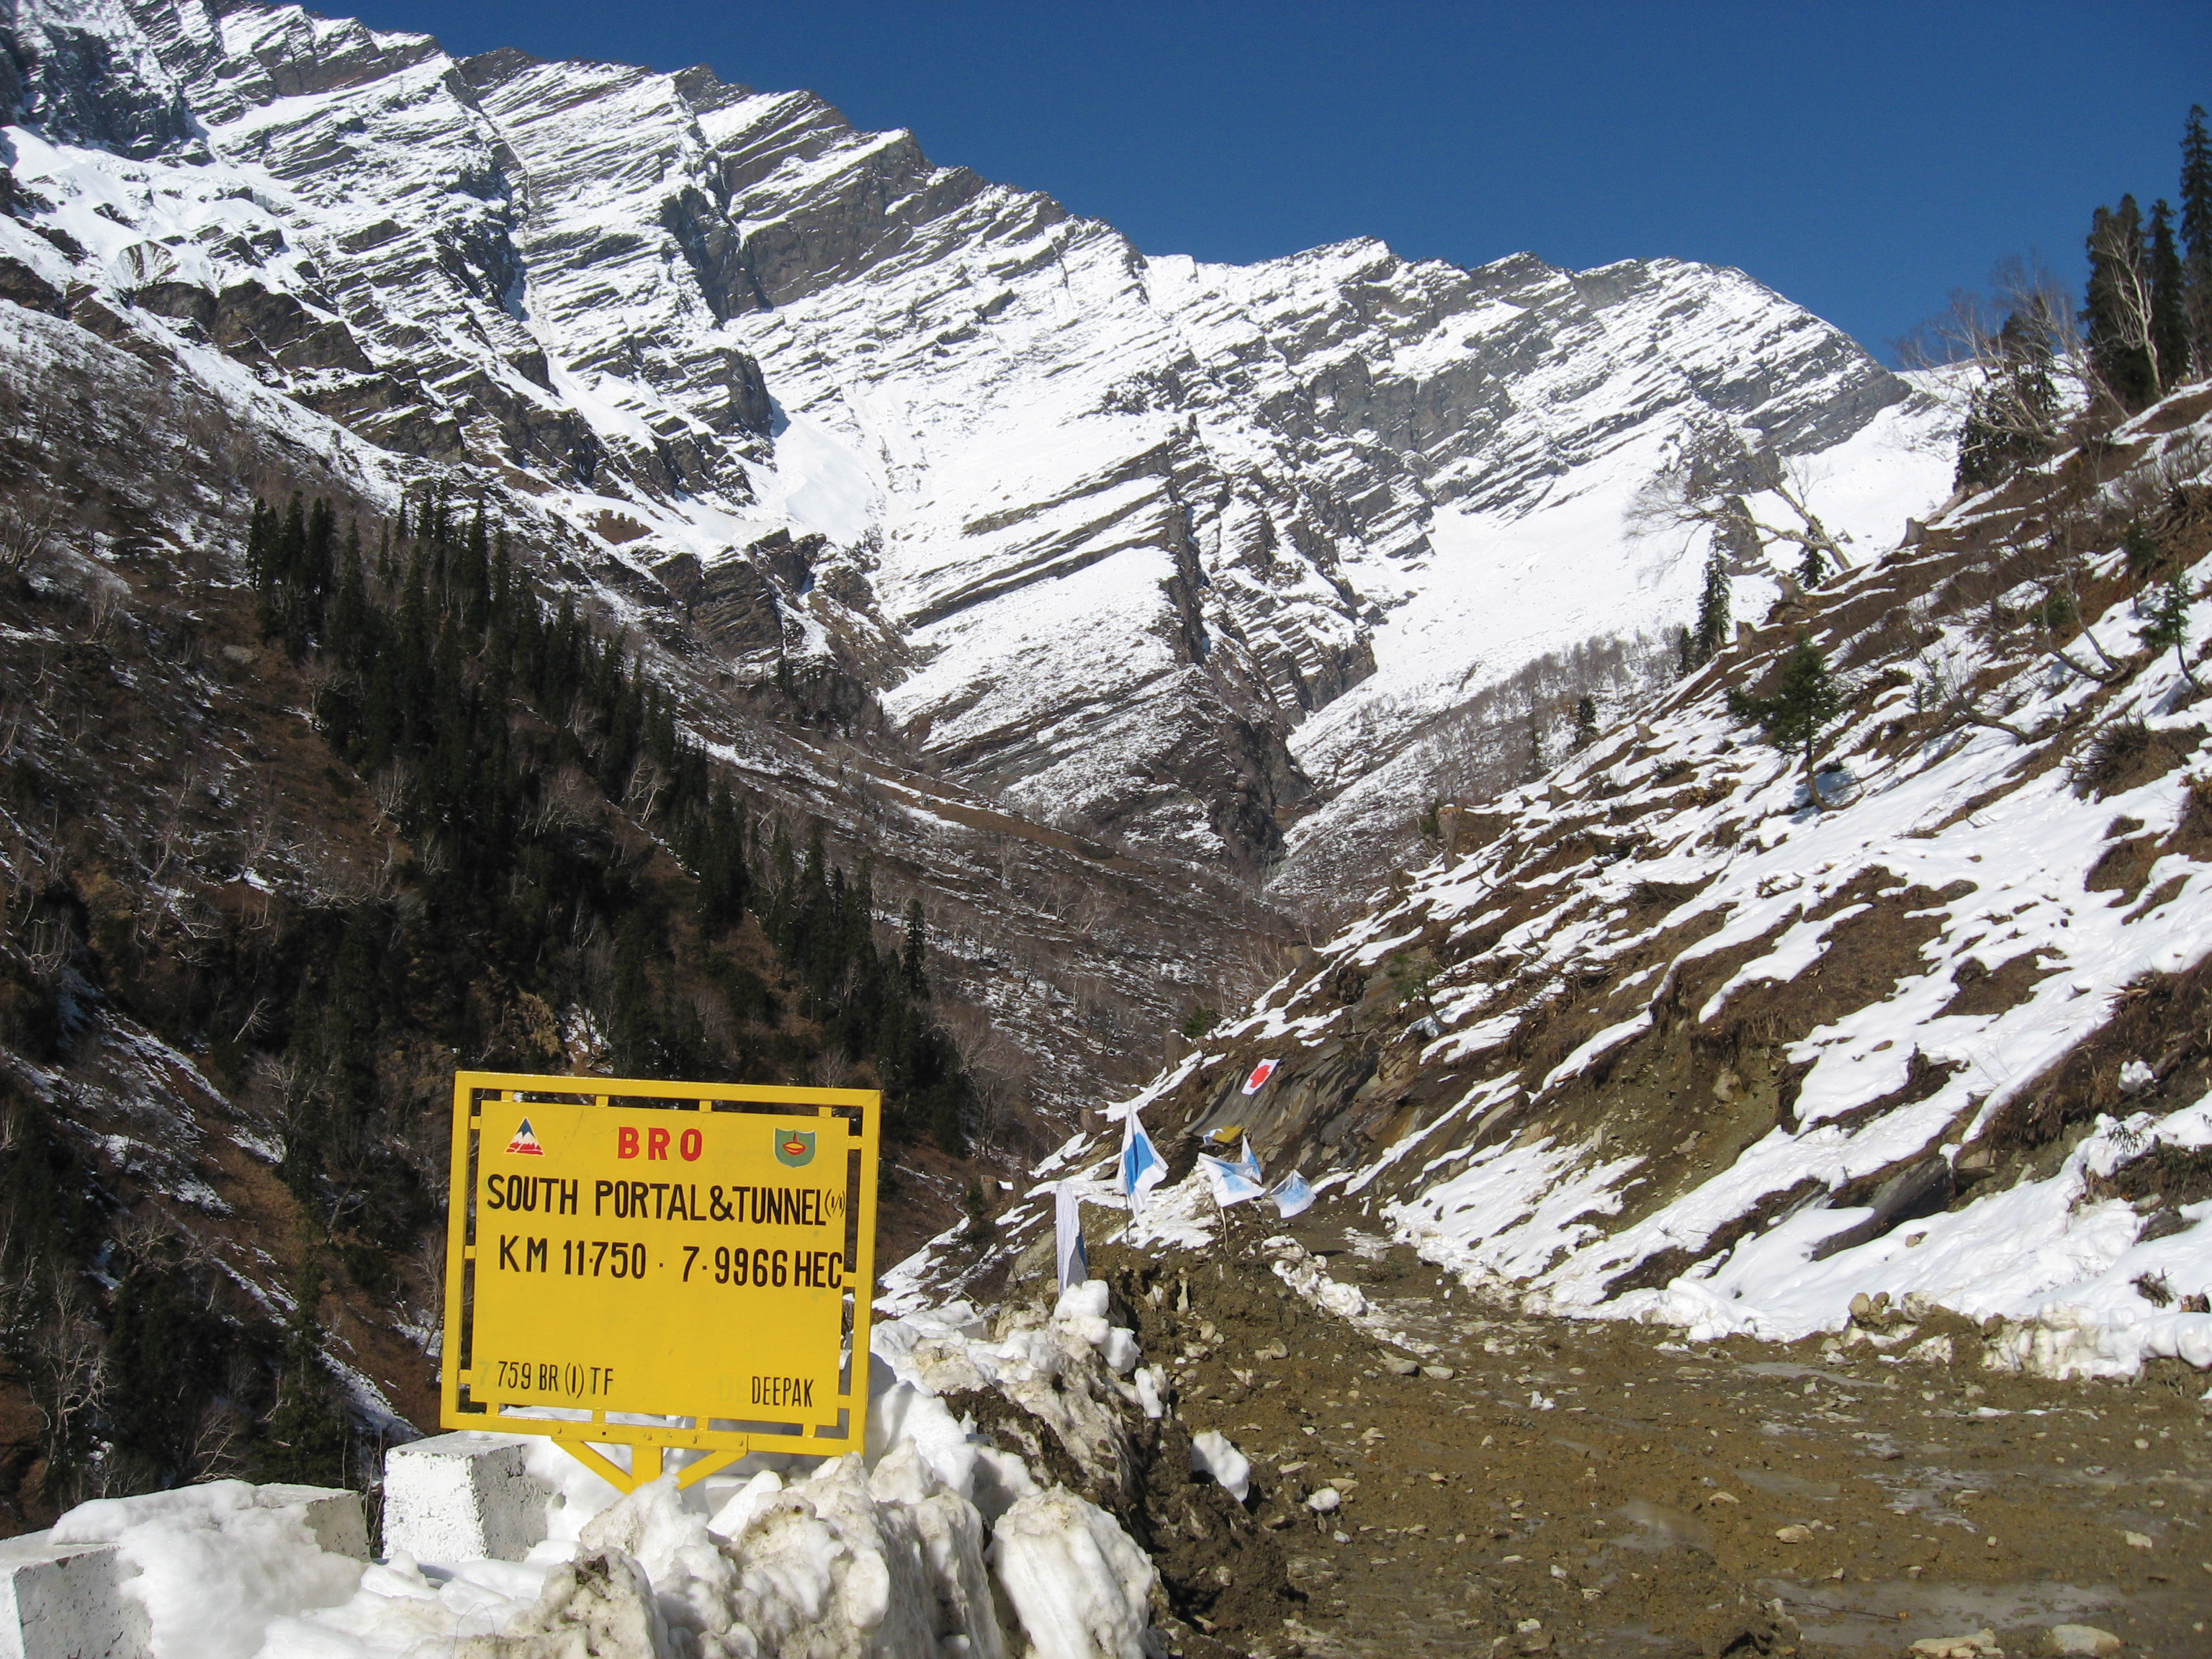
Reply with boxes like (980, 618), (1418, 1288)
(0, 1533), (148, 1659)
(256, 1485), (371, 1560)
(381, 1432), (554, 1564)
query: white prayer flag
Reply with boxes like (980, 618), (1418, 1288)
(1198, 1152), (1267, 1207)
(1054, 1181), (1087, 1294)
(1269, 1169), (1316, 1219)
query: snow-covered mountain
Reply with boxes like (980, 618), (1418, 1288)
(0, 0), (1954, 878)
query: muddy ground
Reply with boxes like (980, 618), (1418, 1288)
(1081, 1226), (2211, 1659)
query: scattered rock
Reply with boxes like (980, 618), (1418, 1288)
(1908, 1632), (2001, 1658)
(2123, 1530), (2154, 1550)
(1305, 1488), (1341, 1514)
(1382, 1353), (1419, 1375)
(2046, 1626), (2121, 1656)
(1774, 1524), (1813, 1543)
(1420, 1364), (1455, 1380)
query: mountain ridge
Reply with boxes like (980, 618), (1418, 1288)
(2, 0), (1950, 878)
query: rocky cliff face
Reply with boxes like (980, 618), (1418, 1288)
(1, 0), (1949, 877)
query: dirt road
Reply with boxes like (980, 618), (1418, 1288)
(1097, 1226), (2211, 1659)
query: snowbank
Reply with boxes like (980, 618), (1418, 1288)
(45, 1287), (1161, 1659)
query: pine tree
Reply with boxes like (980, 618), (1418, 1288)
(1955, 309), (2061, 490)
(104, 1259), (220, 1480)
(2181, 105), (2212, 376)
(1728, 634), (1841, 786)
(2137, 575), (2200, 690)
(1691, 544), (1731, 667)
(1571, 693), (1599, 751)
(2085, 197), (2157, 411)
(2124, 520), (2164, 583)
(902, 898), (928, 1002)
(2147, 199), (2189, 394)
(257, 1262), (349, 1488)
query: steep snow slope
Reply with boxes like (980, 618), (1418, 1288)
(1, 0), (1950, 871)
(946, 382), (2212, 1382)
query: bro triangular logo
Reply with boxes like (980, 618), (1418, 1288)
(505, 1118), (544, 1156)
(775, 1128), (816, 1167)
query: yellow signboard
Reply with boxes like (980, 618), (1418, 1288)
(441, 1072), (880, 1491)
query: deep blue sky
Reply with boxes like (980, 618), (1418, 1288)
(346, 1), (2208, 360)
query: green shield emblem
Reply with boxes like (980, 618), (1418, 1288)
(775, 1128), (816, 1168)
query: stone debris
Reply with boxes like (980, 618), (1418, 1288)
(1907, 1632), (2002, 1658)
(2046, 1627), (2122, 1657)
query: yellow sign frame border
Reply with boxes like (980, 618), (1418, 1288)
(440, 1071), (881, 1491)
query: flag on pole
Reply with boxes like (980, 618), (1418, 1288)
(1232, 1137), (1264, 1185)
(1119, 1107), (1166, 1215)
(1053, 1182), (1087, 1295)
(1269, 1169), (1316, 1219)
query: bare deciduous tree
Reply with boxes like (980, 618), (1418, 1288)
(1627, 418), (1847, 580)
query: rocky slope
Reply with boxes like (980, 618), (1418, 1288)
(1, 0), (1952, 884)
(953, 377), (2212, 1387)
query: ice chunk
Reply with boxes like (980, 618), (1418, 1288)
(989, 1488), (1155, 1659)
(1098, 1326), (1141, 1375)
(1133, 1366), (1166, 1420)
(706, 1470), (785, 1541)
(1188, 1431), (1250, 1503)
(1053, 1280), (1110, 1323)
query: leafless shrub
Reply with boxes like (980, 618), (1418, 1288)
(1914, 646), (2034, 744)
(523, 765), (596, 837)
(243, 1050), (316, 1165)
(2067, 716), (2162, 799)
(624, 755), (668, 820)
(187, 1401), (251, 1482)
(81, 572), (129, 642)
(26, 1269), (108, 1503)
(0, 500), (60, 575)
(367, 764), (414, 834)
